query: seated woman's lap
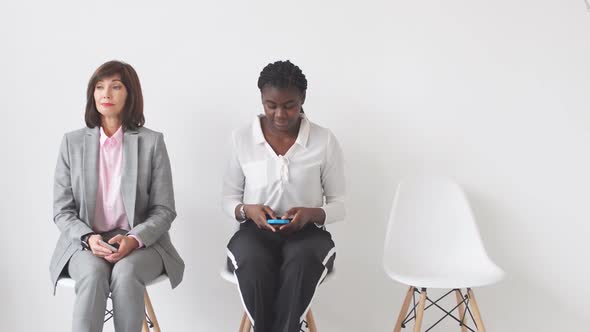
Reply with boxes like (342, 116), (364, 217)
(227, 221), (281, 273)
(227, 221), (335, 274)
(282, 224), (335, 272)
(67, 248), (164, 286)
(68, 250), (111, 283)
(111, 247), (164, 285)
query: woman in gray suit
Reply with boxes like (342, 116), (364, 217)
(49, 60), (184, 332)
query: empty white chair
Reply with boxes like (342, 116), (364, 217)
(383, 176), (504, 332)
(57, 274), (168, 332)
(221, 267), (334, 332)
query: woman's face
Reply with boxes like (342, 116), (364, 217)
(261, 86), (305, 133)
(94, 74), (128, 120)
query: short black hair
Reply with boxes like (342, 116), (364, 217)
(257, 60), (307, 95)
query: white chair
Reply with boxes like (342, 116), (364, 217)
(57, 274), (168, 332)
(221, 267), (334, 332)
(383, 176), (504, 332)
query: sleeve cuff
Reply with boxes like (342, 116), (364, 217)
(321, 203), (345, 225)
(129, 235), (144, 248)
(223, 199), (243, 220)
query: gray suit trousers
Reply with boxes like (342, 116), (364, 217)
(68, 248), (164, 332)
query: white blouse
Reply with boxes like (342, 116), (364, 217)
(222, 114), (346, 225)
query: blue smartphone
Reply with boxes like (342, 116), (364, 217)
(267, 217), (292, 225)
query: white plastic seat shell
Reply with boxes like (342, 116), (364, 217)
(57, 274), (169, 289)
(383, 176), (504, 289)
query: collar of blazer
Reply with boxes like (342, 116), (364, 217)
(83, 126), (139, 228)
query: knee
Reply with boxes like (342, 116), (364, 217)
(227, 229), (260, 253)
(75, 264), (110, 294)
(110, 260), (140, 287)
(237, 252), (275, 272)
(283, 246), (323, 268)
(227, 233), (274, 271)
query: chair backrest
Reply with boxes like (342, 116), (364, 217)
(383, 176), (494, 281)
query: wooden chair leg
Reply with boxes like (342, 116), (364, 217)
(455, 289), (468, 332)
(306, 308), (318, 332)
(240, 312), (252, 332)
(144, 290), (161, 332)
(238, 312), (247, 332)
(413, 288), (427, 332)
(467, 289), (487, 332)
(142, 318), (149, 332)
(393, 286), (414, 332)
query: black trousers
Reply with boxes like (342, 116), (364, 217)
(227, 220), (335, 332)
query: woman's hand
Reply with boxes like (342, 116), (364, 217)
(279, 207), (325, 234)
(104, 235), (140, 263)
(244, 204), (278, 232)
(88, 234), (115, 258)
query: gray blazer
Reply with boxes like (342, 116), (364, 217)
(49, 126), (184, 292)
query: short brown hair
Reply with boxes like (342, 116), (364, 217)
(85, 60), (145, 130)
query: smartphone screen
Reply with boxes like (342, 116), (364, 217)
(99, 240), (119, 252)
(267, 219), (291, 225)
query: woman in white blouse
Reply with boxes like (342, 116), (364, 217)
(223, 60), (346, 332)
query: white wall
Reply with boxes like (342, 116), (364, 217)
(1, 0), (589, 331)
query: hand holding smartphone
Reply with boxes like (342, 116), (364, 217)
(98, 239), (119, 253)
(267, 217), (292, 225)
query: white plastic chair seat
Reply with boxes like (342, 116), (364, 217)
(385, 260), (504, 289)
(220, 268), (335, 285)
(56, 277), (76, 288)
(57, 274), (169, 289)
(220, 268), (238, 284)
(383, 176), (504, 289)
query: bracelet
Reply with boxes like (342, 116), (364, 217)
(239, 204), (247, 220)
(81, 233), (95, 250)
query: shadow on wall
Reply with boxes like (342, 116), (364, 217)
(468, 190), (590, 330)
(477, 272), (588, 332)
